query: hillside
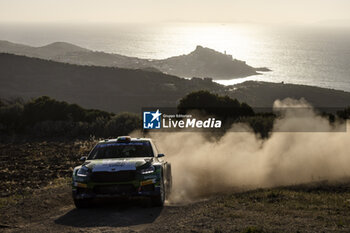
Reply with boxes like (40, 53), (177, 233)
(0, 40), (265, 79)
(0, 53), (223, 113)
(0, 41), (89, 58)
(229, 81), (350, 108)
(1, 53), (350, 113)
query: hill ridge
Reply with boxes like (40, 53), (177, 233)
(0, 40), (268, 79)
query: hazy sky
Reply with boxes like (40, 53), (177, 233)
(0, 0), (349, 25)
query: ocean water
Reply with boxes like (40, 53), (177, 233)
(1, 22), (350, 91)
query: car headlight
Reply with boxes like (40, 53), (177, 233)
(140, 165), (155, 174)
(77, 166), (90, 177)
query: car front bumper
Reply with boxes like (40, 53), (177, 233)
(72, 179), (161, 199)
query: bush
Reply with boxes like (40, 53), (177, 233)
(0, 101), (24, 133)
(243, 114), (275, 138)
(177, 91), (279, 137)
(178, 90), (254, 119)
(0, 96), (141, 140)
(104, 113), (141, 138)
(22, 96), (112, 125)
(337, 107), (350, 119)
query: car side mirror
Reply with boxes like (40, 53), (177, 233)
(158, 153), (165, 158)
(79, 156), (87, 162)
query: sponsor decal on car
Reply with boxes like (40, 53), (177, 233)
(75, 182), (87, 188)
(141, 179), (156, 186)
(92, 159), (138, 172)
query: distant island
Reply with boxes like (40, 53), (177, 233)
(0, 40), (270, 80)
(0, 53), (349, 114)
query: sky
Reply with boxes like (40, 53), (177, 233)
(0, 0), (349, 25)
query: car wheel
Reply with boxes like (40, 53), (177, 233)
(74, 198), (91, 208)
(165, 164), (172, 197)
(152, 178), (165, 207)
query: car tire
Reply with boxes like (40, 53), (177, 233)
(165, 164), (172, 197)
(74, 198), (91, 208)
(151, 179), (165, 207)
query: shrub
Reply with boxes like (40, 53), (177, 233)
(337, 107), (350, 119)
(178, 90), (254, 120)
(0, 96), (141, 140)
(0, 101), (24, 133)
(104, 113), (141, 138)
(243, 114), (275, 138)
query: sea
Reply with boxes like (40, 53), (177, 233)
(1, 22), (350, 91)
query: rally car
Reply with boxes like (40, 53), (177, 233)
(72, 136), (172, 208)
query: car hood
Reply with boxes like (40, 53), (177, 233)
(83, 158), (153, 172)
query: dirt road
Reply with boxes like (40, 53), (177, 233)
(1, 181), (350, 233)
(1, 142), (350, 232)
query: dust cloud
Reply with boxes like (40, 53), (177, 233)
(148, 99), (350, 202)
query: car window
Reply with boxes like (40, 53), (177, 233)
(88, 141), (154, 159)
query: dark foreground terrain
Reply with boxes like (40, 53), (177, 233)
(1, 142), (350, 233)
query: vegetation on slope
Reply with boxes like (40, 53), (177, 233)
(0, 96), (140, 140)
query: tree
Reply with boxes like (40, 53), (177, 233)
(337, 107), (350, 119)
(105, 113), (141, 137)
(177, 90), (254, 119)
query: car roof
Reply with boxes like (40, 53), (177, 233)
(98, 137), (152, 143)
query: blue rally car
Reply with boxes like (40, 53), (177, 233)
(72, 136), (172, 208)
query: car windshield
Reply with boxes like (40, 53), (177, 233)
(87, 141), (154, 159)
